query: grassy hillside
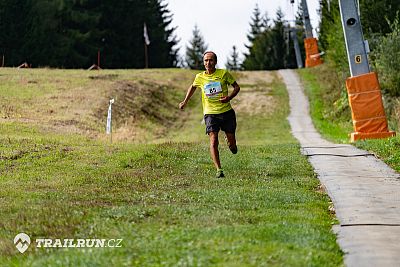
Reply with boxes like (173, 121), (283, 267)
(0, 68), (197, 142)
(0, 68), (342, 266)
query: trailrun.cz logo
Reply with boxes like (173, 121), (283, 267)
(14, 233), (123, 253)
(14, 233), (31, 253)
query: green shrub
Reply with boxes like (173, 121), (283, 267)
(375, 13), (400, 96)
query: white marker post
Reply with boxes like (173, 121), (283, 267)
(106, 99), (115, 143)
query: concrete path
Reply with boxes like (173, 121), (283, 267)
(279, 69), (400, 267)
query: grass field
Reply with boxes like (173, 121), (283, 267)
(0, 68), (342, 266)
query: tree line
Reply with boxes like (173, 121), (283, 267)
(0, 0), (178, 68)
(0, 1), (305, 70)
(185, 4), (305, 71)
(1, 0), (398, 78)
(186, 0), (399, 84)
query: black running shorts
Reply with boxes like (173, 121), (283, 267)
(204, 109), (237, 134)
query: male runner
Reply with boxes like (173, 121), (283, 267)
(179, 51), (240, 178)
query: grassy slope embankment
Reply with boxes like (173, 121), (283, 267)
(298, 64), (400, 172)
(0, 68), (342, 266)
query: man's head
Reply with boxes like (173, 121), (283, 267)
(203, 51), (217, 74)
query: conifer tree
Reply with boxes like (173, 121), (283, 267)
(243, 8), (289, 70)
(225, 45), (241, 71)
(98, 0), (178, 68)
(0, 0), (30, 66)
(268, 8), (286, 69)
(185, 25), (208, 70)
(246, 4), (265, 45)
(242, 5), (271, 70)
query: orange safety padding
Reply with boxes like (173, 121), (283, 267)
(352, 117), (388, 133)
(346, 72), (381, 94)
(304, 37), (323, 68)
(348, 91), (385, 121)
(345, 72), (395, 141)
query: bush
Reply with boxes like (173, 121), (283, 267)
(375, 14), (400, 96)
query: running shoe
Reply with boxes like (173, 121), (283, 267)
(216, 169), (225, 178)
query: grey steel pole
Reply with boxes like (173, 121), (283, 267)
(301, 0), (313, 38)
(339, 0), (370, 76)
(291, 28), (303, 68)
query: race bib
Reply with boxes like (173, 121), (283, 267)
(204, 81), (222, 98)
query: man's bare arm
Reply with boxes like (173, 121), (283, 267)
(179, 85), (197, 109)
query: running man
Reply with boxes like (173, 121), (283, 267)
(179, 51), (240, 178)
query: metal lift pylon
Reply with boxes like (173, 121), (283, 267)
(339, 0), (395, 141)
(300, 0), (323, 67)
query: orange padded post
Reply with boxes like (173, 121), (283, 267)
(346, 72), (395, 142)
(304, 37), (323, 68)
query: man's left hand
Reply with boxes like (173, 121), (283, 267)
(219, 96), (230, 103)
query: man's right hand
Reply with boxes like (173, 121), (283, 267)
(179, 85), (196, 110)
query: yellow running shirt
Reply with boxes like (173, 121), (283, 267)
(192, 69), (236, 115)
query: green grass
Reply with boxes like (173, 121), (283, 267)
(0, 69), (342, 266)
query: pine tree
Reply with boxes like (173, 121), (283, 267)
(20, 0), (101, 68)
(243, 8), (297, 70)
(241, 5), (270, 70)
(246, 4), (265, 45)
(145, 0), (179, 68)
(269, 8), (286, 69)
(225, 45), (241, 71)
(99, 0), (178, 68)
(185, 25), (208, 70)
(248, 30), (274, 70)
(243, 4), (267, 62)
(0, 0), (30, 66)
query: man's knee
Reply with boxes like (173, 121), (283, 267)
(209, 132), (219, 147)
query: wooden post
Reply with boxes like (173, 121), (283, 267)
(144, 43), (148, 68)
(97, 50), (101, 68)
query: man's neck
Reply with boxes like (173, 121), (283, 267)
(205, 68), (216, 75)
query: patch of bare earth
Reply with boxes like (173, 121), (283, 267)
(231, 71), (276, 115)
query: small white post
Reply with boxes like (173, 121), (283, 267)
(106, 98), (115, 143)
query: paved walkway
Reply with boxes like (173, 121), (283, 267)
(279, 69), (400, 267)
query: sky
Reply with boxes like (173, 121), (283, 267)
(165, 0), (321, 67)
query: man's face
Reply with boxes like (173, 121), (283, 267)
(203, 53), (217, 72)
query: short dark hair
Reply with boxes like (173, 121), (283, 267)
(203, 51), (217, 62)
